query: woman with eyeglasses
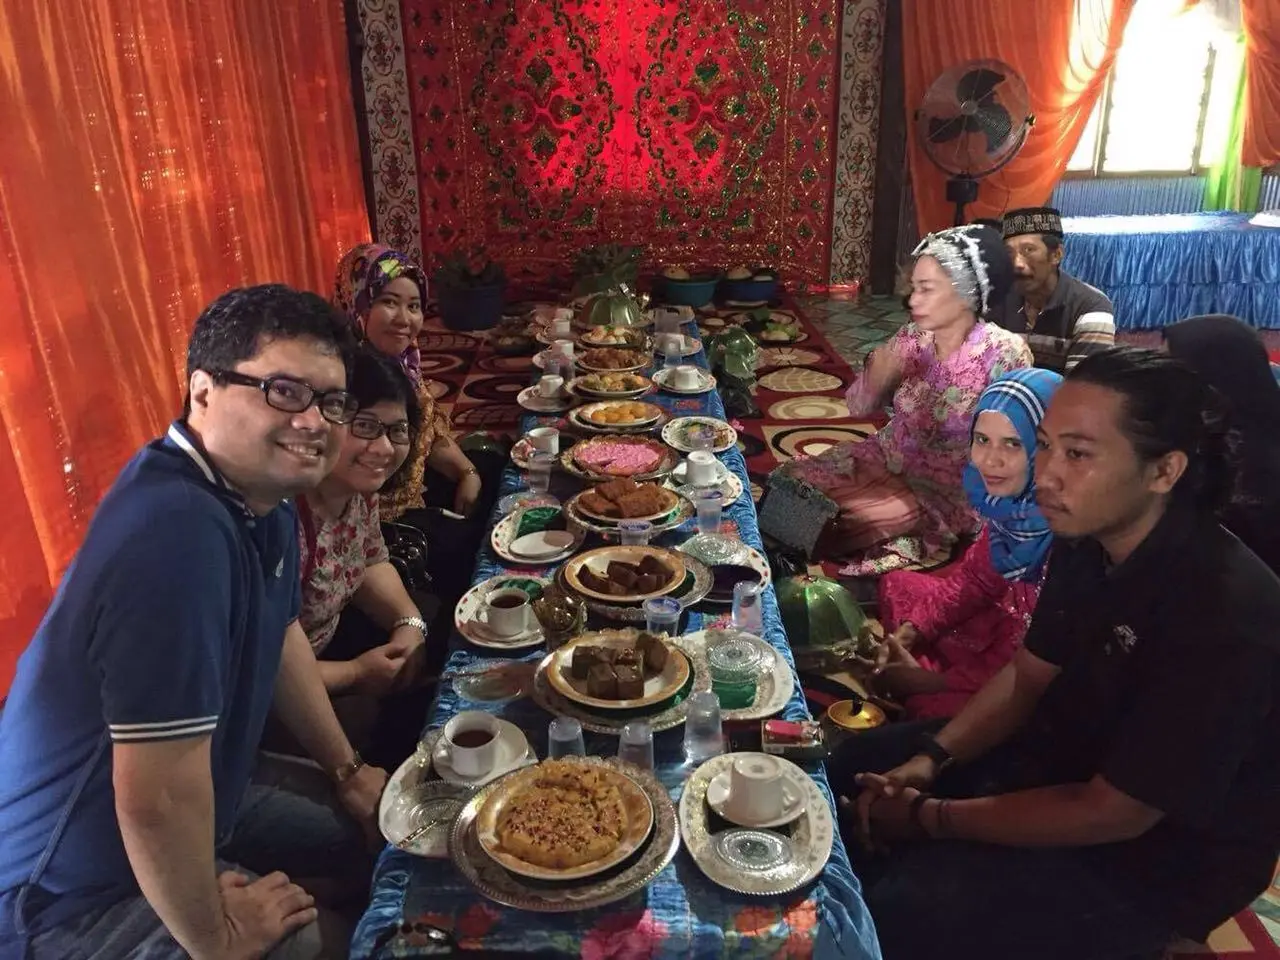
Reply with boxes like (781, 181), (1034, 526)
(278, 347), (436, 770)
(333, 243), (504, 618)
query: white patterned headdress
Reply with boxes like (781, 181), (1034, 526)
(912, 225), (996, 317)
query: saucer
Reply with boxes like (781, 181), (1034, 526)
(431, 719), (534, 787)
(517, 385), (575, 414)
(669, 461), (744, 506)
(706, 768), (808, 828)
(510, 530), (577, 559)
(653, 367), (717, 395)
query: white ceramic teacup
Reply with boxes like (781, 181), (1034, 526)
(685, 450), (719, 486)
(671, 365), (702, 389)
(528, 426), (560, 455)
(552, 339), (576, 359)
(443, 711), (501, 778)
(484, 587), (530, 638)
(551, 317), (573, 338)
(726, 753), (787, 823)
(537, 374), (564, 398)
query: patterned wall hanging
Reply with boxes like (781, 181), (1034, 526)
(352, 0), (424, 263)
(830, 0), (885, 286)
(355, 0), (886, 288)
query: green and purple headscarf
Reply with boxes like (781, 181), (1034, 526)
(333, 243), (428, 384)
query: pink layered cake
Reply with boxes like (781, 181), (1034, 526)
(572, 436), (667, 478)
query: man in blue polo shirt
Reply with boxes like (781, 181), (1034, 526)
(0, 285), (389, 959)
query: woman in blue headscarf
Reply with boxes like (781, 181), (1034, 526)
(866, 368), (1063, 720)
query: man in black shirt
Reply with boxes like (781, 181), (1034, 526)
(999, 206), (1116, 372)
(845, 347), (1280, 959)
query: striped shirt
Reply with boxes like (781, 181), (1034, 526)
(999, 271), (1116, 373)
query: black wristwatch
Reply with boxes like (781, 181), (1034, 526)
(915, 735), (955, 774)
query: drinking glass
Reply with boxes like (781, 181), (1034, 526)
(683, 690), (724, 764)
(617, 721), (655, 771)
(643, 597), (682, 637)
(662, 335), (682, 371)
(732, 581), (764, 635)
(693, 489), (723, 535)
(526, 452), (555, 495)
(547, 716), (585, 759)
(688, 423), (717, 453)
(618, 519), (652, 546)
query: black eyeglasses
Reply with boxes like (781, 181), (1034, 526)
(209, 370), (359, 424)
(350, 414), (413, 445)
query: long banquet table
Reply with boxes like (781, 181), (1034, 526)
(350, 315), (881, 959)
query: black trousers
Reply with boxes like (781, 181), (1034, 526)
(830, 723), (1172, 960)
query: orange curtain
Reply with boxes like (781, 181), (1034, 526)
(0, 1), (370, 694)
(903, 0), (1135, 233)
(1242, 0), (1280, 167)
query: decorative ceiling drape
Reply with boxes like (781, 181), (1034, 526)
(0, 0), (370, 693)
(903, 0), (1135, 233)
(386, 0), (841, 287)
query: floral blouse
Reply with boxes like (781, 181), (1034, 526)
(380, 378), (455, 521)
(298, 492), (390, 654)
(848, 322), (1031, 529)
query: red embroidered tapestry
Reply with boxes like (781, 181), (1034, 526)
(400, 0), (839, 286)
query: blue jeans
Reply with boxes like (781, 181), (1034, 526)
(833, 723), (1173, 960)
(20, 759), (368, 960)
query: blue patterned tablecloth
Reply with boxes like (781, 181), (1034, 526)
(1062, 212), (1280, 331)
(350, 336), (881, 959)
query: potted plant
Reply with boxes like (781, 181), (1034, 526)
(572, 243), (645, 298)
(433, 249), (506, 332)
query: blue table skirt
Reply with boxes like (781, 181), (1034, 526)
(350, 336), (882, 959)
(1062, 212), (1280, 331)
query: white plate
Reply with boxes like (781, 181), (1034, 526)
(653, 337), (703, 357)
(490, 512), (585, 566)
(662, 416), (738, 454)
(517, 385), (576, 414)
(574, 400), (664, 429)
(652, 367), (717, 395)
(672, 630), (793, 721)
(510, 530), (577, 559)
(706, 768), (808, 829)
(432, 719), (535, 787)
(679, 752), (834, 896)
(566, 374), (653, 400)
(379, 733), (473, 859)
(668, 461), (744, 507)
(548, 630), (692, 711)
(454, 575), (550, 650)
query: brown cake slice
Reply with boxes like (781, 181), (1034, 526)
(586, 663), (618, 699)
(637, 555), (671, 579)
(578, 568), (614, 595)
(572, 645), (608, 680)
(606, 561), (639, 589)
(614, 665), (644, 700)
(614, 648), (642, 671)
(635, 632), (670, 673)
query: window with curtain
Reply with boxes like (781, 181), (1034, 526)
(1067, 2), (1244, 175)
(0, 1), (370, 695)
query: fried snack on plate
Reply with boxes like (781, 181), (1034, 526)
(495, 760), (628, 869)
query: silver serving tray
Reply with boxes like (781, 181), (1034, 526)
(448, 757), (680, 912)
(555, 554), (713, 623)
(563, 495), (695, 540)
(529, 646), (712, 735)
